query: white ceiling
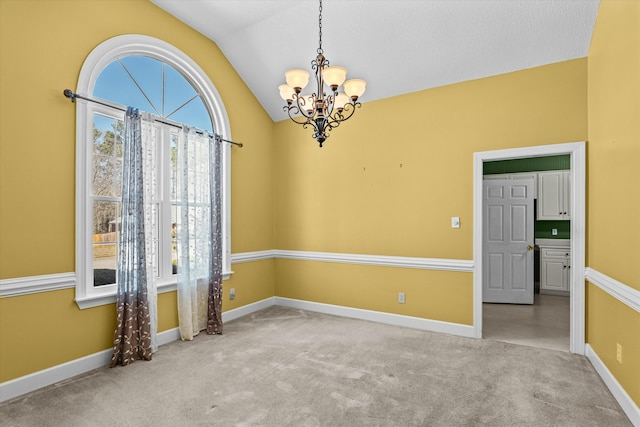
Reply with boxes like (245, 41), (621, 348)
(151, 0), (600, 122)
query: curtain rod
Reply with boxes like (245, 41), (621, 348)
(63, 89), (243, 148)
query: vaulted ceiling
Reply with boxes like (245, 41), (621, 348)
(151, 0), (600, 121)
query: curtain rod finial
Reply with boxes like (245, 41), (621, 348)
(63, 89), (76, 103)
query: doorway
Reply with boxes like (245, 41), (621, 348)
(473, 142), (586, 355)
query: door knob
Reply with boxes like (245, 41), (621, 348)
(527, 245), (534, 251)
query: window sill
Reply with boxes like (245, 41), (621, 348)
(74, 270), (233, 309)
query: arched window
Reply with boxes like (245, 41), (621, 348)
(75, 35), (232, 309)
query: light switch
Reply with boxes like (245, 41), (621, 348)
(451, 217), (460, 228)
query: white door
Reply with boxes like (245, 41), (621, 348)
(483, 179), (534, 304)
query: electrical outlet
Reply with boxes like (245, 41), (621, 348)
(398, 292), (405, 304)
(552, 228), (558, 236)
(230, 288), (235, 300)
(616, 343), (622, 364)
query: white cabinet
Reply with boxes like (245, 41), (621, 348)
(539, 242), (570, 294)
(538, 170), (570, 220)
(484, 172), (537, 197)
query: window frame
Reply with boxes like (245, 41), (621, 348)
(75, 35), (232, 309)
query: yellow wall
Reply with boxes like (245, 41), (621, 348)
(0, 0), (274, 382)
(273, 59), (587, 324)
(1, 0), (638, 411)
(586, 0), (640, 406)
(276, 260), (473, 325)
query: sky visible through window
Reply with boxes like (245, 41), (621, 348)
(93, 55), (213, 133)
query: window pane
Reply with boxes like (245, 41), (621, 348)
(172, 204), (179, 275)
(93, 201), (119, 286)
(164, 64), (197, 112)
(119, 56), (164, 112)
(92, 114), (124, 197)
(168, 95), (213, 132)
(93, 114), (115, 156)
(170, 132), (178, 201)
(93, 60), (157, 114)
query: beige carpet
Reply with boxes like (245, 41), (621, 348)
(0, 306), (631, 426)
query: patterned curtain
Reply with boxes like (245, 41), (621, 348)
(110, 108), (157, 366)
(176, 127), (223, 340)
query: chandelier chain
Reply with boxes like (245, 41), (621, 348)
(317, 0), (323, 55)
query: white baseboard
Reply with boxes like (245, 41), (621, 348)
(586, 344), (640, 426)
(0, 298), (275, 403)
(222, 297), (276, 322)
(0, 348), (113, 403)
(274, 297), (476, 338)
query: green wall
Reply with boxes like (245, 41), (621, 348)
(483, 155), (570, 174)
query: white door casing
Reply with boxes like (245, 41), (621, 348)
(473, 141), (586, 355)
(483, 179), (534, 304)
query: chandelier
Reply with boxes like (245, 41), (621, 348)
(278, 0), (366, 147)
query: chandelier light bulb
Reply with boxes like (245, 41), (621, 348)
(304, 95), (315, 113)
(279, 84), (295, 102)
(285, 69), (310, 92)
(323, 66), (348, 91)
(334, 93), (350, 112)
(344, 79), (367, 100)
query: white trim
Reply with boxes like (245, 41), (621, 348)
(274, 250), (474, 272)
(586, 344), (640, 426)
(274, 297), (476, 338)
(0, 349), (112, 403)
(0, 251), (470, 300)
(0, 298), (273, 403)
(231, 249), (473, 272)
(74, 34), (232, 309)
(585, 268), (640, 313)
(473, 141), (587, 355)
(222, 297), (276, 322)
(231, 250), (278, 264)
(0, 273), (75, 297)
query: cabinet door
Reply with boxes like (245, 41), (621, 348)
(541, 258), (567, 291)
(538, 171), (564, 220)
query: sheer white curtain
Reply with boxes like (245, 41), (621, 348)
(176, 127), (223, 340)
(141, 112), (158, 352)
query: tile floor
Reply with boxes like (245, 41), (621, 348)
(483, 293), (570, 352)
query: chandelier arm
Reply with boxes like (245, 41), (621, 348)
(323, 102), (360, 130)
(285, 107), (315, 126)
(292, 93), (315, 120)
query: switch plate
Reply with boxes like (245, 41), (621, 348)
(451, 217), (460, 229)
(616, 343), (622, 364)
(230, 288), (235, 300)
(552, 228), (558, 236)
(398, 292), (405, 304)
